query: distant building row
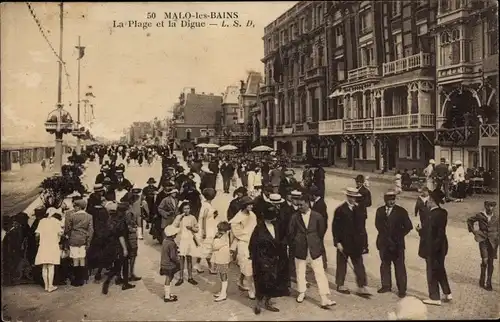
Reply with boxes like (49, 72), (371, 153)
(253, 0), (498, 173)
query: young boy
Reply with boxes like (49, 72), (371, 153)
(467, 201), (498, 291)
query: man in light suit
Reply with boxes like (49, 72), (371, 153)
(288, 194), (336, 309)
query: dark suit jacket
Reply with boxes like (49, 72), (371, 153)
(200, 173), (217, 191)
(288, 210), (326, 260)
(357, 186), (372, 218)
(332, 202), (366, 256)
(418, 207), (449, 259)
(311, 198), (328, 235)
(279, 202), (298, 244)
(467, 212), (499, 249)
(375, 205), (413, 259)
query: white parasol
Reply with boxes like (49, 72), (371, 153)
(205, 143), (220, 149)
(251, 145), (274, 152)
(218, 144), (238, 151)
(196, 143), (208, 148)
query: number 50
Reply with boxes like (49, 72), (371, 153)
(146, 12), (156, 19)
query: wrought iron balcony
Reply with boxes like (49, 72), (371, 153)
(260, 84), (275, 96)
(374, 114), (435, 131)
(319, 119), (343, 136)
(305, 66), (326, 82)
(383, 53), (433, 76)
(347, 65), (380, 82)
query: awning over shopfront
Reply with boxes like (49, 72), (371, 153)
(328, 88), (344, 98)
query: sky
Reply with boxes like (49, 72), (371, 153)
(1, 2), (296, 142)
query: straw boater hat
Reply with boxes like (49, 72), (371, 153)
(284, 169), (294, 176)
(93, 183), (105, 192)
(164, 224), (180, 237)
(429, 159), (436, 165)
(384, 190), (397, 199)
(345, 187), (362, 198)
(268, 193), (284, 204)
(147, 177), (156, 185)
(101, 164), (110, 171)
(131, 183), (142, 194)
(291, 190), (302, 198)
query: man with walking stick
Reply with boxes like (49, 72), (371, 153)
(332, 188), (371, 296)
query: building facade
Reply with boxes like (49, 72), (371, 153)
(171, 88), (223, 149)
(129, 122), (153, 145)
(260, 0), (497, 172)
(260, 1), (327, 157)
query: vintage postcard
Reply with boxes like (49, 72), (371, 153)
(1, 1), (498, 321)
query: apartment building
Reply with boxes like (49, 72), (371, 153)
(259, 1), (327, 156)
(433, 0), (498, 171)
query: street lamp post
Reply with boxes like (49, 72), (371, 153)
(44, 2), (74, 174)
(73, 36), (86, 154)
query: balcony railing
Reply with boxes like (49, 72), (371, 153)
(305, 66), (326, 81)
(295, 123), (304, 132)
(344, 119), (374, 131)
(283, 126), (293, 135)
(308, 122), (318, 130)
(275, 125), (283, 133)
(374, 114), (435, 130)
(437, 62), (482, 79)
(319, 119), (343, 135)
(260, 84), (275, 95)
(383, 53), (433, 76)
(347, 65), (379, 81)
(480, 123), (499, 138)
(260, 127), (268, 136)
(298, 74), (305, 86)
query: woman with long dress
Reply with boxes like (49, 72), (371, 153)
(35, 208), (64, 292)
(229, 196), (257, 299)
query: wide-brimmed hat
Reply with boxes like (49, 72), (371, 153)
(233, 186), (248, 197)
(429, 189), (445, 205)
(284, 169), (294, 176)
(164, 225), (180, 237)
(46, 207), (62, 218)
(268, 193), (284, 204)
(93, 184), (105, 192)
(429, 159), (435, 165)
(105, 202), (118, 212)
(101, 165), (110, 171)
(116, 168), (124, 174)
(147, 177), (156, 184)
(240, 196), (253, 206)
(345, 187), (362, 198)
(454, 160), (462, 165)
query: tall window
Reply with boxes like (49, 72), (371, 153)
(439, 0), (450, 13)
(318, 46), (324, 66)
(394, 33), (403, 59)
(337, 97), (344, 119)
(488, 17), (498, 55)
(301, 17), (307, 33)
(392, 1), (402, 16)
(267, 38), (272, 54)
(360, 10), (372, 34)
(361, 46), (374, 66)
(335, 26), (343, 46)
(300, 55), (305, 74)
(440, 29), (461, 66)
(337, 60), (345, 81)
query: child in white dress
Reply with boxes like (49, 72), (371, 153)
(35, 207), (64, 292)
(212, 221), (231, 302)
(172, 201), (199, 286)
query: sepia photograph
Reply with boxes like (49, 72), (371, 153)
(1, 1), (499, 320)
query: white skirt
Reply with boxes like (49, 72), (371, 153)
(198, 238), (214, 259)
(236, 241), (253, 277)
(69, 246), (87, 259)
(178, 237), (199, 257)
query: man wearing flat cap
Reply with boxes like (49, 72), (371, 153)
(375, 190), (413, 298)
(467, 200), (498, 291)
(332, 188), (371, 296)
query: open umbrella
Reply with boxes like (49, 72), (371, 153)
(196, 143), (208, 148)
(251, 145), (274, 152)
(205, 143), (220, 149)
(218, 144), (238, 151)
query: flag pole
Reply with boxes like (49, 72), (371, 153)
(76, 35), (82, 154)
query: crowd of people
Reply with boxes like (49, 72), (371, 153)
(2, 143), (498, 319)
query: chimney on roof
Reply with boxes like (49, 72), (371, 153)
(191, 88), (195, 94)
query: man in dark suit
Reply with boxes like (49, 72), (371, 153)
(253, 183), (273, 222)
(310, 185), (328, 269)
(200, 167), (216, 191)
(279, 170), (299, 198)
(355, 175), (372, 254)
(417, 189), (452, 306)
(434, 158), (451, 202)
(288, 194), (335, 308)
(312, 163), (326, 198)
(375, 191), (413, 298)
(279, 188), (300, 283)
(220, 159), (235, 194)
(332, 188), (371, 296)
